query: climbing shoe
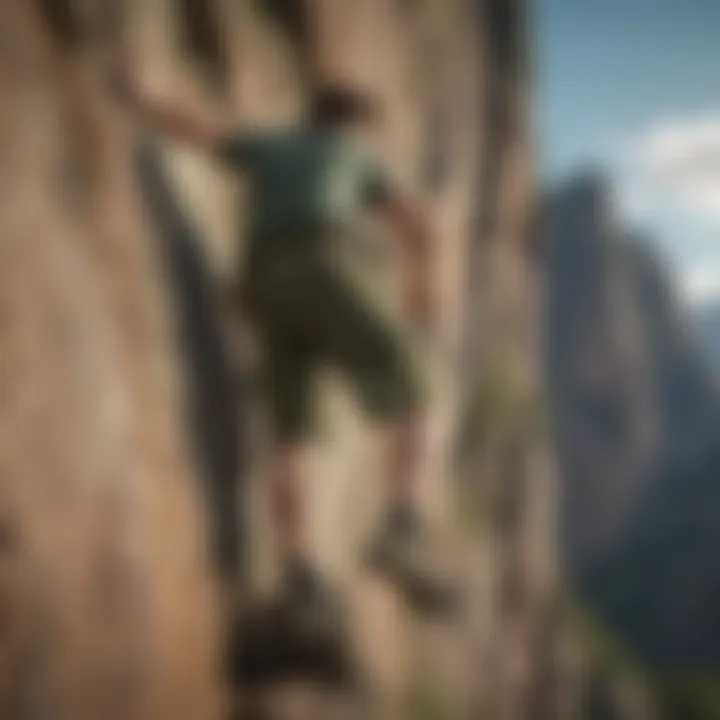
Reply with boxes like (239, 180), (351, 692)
(277, 559), (347, 644)
(230, 560), (355, 688)
(277, 559), (355, 684)
(365, 508), (459, 617)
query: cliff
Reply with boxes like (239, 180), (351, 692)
(0, 1), (566, 718)
(544, 173), (720, 678)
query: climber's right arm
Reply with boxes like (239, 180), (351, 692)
(381, 196), (437, 331)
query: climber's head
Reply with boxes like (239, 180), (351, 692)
(310, 84), (382, 135)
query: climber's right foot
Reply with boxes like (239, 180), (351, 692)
(277, 558), (347, 647)
(229, 559), (354, 689)
(277, 558), (358, 686)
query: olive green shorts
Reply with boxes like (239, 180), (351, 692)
(243, 248), (424, 442)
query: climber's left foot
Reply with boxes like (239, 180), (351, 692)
(365, 507), (459, 617)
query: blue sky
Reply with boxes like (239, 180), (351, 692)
(537, 0), (720, 302)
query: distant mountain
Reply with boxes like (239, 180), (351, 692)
(695, 302), (720, 368)
(543, 172), (720, 670)
(543, 173), (662, 573)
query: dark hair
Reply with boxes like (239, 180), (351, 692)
(311, 85), (381, 127)
(40, 0), (84, 49)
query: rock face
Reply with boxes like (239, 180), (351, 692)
(544, 172), (720, 671)
(0, 1), (221, 718)
(134, 140), (245, 585)
(694, 302), (720, 368)
(0, 0), (566, 717)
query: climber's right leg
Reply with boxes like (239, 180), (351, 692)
(231, 428), (351, 690)
(264, 335), (348, 647)
(268, 440), (305, 566)
(264, 328), (313, 564)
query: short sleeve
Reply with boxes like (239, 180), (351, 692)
(214, 131), (266, 168)
(361, 161), (396, 208)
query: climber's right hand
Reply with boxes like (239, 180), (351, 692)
(107, 60), (138, 107)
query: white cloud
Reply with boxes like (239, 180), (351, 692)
(618, 114), (720, 225)
(607, 114), (720, 307)
(681, 263), (720, 306)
